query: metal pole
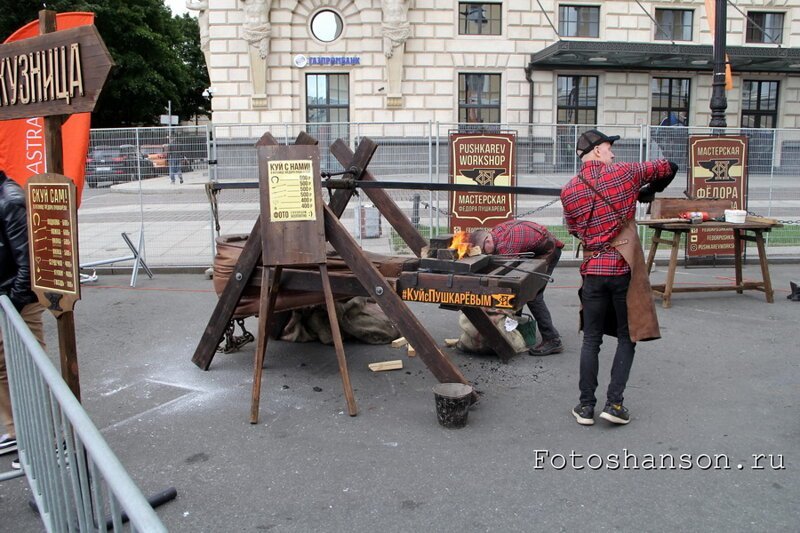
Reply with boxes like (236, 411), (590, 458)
(709, 0), (728, 128)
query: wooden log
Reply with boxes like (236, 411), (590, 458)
(407, 345), (416, 357)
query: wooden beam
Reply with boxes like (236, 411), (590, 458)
(329, 139), (429, 257)
(460, 307), (518, 363)
(328, 138), (379, 217)
(323, 204), (469, 385)
(192, 215), (264, 370)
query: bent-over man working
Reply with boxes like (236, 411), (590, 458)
(560, 130), (676, 426)
(469, 220), (564, 356)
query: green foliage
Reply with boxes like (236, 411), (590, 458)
(0, 0), (209, 127)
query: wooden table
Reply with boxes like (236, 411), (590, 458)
(639, 220), (782, 308)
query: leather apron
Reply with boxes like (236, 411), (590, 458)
(580, 219), (661, 342)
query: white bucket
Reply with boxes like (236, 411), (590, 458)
(725, 209), (747, 224)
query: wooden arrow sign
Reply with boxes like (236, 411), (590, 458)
(0, 25), (114, 121)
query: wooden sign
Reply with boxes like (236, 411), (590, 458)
(258, 144), (326, 266)
(687, 135), (749, 257)
(449, 132), (516, 234)
(0, 25), (113, 121)
(25, 173), (80, 314)
(398, 286), (516, 309)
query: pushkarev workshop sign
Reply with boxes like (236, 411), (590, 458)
(0, 25), (113, 121)
(687, 135), (749, 257)
(449, 132), (516, 234)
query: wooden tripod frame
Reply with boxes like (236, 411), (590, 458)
(193, 132), (520, 423)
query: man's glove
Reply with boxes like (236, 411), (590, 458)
(638, 161), (679, 203)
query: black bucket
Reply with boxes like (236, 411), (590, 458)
(433, 383), (474, 429)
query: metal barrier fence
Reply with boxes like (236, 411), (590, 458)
(0, 296), (168, 532)
(77, 123), (800, 270)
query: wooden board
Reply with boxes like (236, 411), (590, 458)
(259, 145), (326, 266)
(368, 360), (403, 372)
(0, 25), (113, 120)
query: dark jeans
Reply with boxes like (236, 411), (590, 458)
(579, 273), (635, 407)
(526, 246), (561, 341)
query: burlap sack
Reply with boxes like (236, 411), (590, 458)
(456, 311), (528, 355)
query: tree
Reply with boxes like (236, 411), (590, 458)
(0, 0), (209, 127)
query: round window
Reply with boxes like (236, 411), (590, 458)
(310, 10), (343, 42)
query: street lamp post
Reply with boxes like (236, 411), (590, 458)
(709, 0), (728, 128)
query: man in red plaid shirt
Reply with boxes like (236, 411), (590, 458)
(561, 129), (676, 426)
(470, 220), (564, 356)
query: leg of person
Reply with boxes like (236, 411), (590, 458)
(573, 275), (609, 425)
(600, 274), (635, 425)
(0, 302), (45, 450)
(526, 294), (562, 355)
(169, 159), (177, 183)
(0, 334), (16, 448)
(528, 247), (562, 356)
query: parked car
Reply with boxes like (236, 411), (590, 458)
(85, 145), (157, 187)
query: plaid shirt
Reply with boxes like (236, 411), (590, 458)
(490, 220), (564, 256)
(561, 159), (672, 276)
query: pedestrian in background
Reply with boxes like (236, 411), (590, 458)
(167, 137), (183, 184)
(0, 170), (46, 468)
(469, 220), (564, 356)
(560, 129), (676, 426)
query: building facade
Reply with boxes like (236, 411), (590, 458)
(195, 0), (800, 129)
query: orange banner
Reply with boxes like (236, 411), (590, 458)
(0, 12), (95, 203)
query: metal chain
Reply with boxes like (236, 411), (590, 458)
(745, 210), (799, 225)
(419, 197), (560, 219)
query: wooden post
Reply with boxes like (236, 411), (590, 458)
(42, 10), (79, 399)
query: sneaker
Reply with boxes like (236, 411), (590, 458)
(528, 338), (563, 356)
(572, 404), (594, 425)
(0, 434), (17, 454)
(179, 177), (184, 184)
(599, 403), (630, 425)
(11, 456), (21, 470)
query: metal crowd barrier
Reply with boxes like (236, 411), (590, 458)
(0, 296), (172, 532)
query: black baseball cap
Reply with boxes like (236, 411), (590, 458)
(576, 129), (620, 158)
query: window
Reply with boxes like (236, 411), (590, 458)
(310, 10), (343, 42)
(556, 75), (597, 124)
(651, 78), (690, 126)
(458, 2), (501, 35)
(746, 12), (783, 44)
(458, 73), (501, 123)
(741, 80), (779, 128)
(558, 5), (600, 38)
(655, 9), (693, 41)
(306, 74), (349, 123)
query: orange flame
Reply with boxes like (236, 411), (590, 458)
(448, 231), (470, 259)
